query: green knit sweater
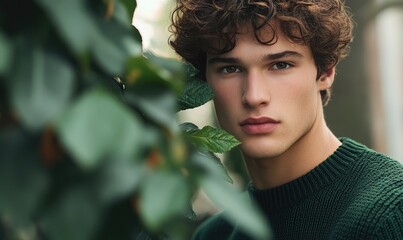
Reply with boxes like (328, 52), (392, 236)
(193, 138), (403, 239)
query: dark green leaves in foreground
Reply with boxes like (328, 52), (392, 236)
(0, 130), (49, 228)
(201, 177), (270, 240)
(140, 170), (190, 230)
(57, 88), (144, 169)
(9, 43), (74, 130)
(126, 55), (184, 95)
(177, 77), (215, 111)
(0, 0), (270, 239)
(0, 31), (11, 75)
(183, 124), (241, 153)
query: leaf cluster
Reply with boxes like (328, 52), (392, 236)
(0, 0), (270, 240)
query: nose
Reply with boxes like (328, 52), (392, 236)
(241, 71), (270, 108)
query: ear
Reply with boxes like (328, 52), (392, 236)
(317, 66), (335, 91)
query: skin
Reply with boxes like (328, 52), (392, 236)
(205, 22), (341, 189)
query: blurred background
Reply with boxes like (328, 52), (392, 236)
(133, 0), (403, 163)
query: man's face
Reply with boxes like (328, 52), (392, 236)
(205, 25), (333, 161)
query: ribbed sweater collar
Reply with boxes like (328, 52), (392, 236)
(248, 138), (367, 214)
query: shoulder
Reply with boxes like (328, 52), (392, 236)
(192, 212), (252, 240)
(334, 192), (403, 239)
(365, 152), (403, 238)
(371, 200), (403, 239)
(340, 138), (403, 180)
(350, 142), (403, 184)
(346, 147), (403, 238)
(331, 140), (403, 238)
(348, 145), (403, 203)
(360, 150), (403, 194)
(353, 148), (403, 213)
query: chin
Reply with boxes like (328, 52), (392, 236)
(240, 143), (285, 160)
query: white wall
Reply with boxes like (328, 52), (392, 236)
(373, 3), (403, 161)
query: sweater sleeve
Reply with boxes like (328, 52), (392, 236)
(373, 202), (403, 240)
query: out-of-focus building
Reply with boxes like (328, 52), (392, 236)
(365, 0), (403, 161)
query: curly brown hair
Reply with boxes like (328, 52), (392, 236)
(169, 0), (354, 104)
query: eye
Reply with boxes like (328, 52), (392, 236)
(220, 66), (241, 74)
(272, 62), (292, 70)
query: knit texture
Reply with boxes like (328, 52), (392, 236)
(193, 138), (403, 240)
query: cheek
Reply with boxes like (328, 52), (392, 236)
(276, 76), (318, 113)
(288, 81), (319, 120)
(213, 91), (231, 120)
(211, 85), (238, 129)
(210, 80), (236, 108)
(286, 71), (318, 99)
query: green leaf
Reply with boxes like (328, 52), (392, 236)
(35, 0), (97, 53)
(125, 55), (184, 95)
(119, 0), (137, 22)
(57, 88), (143, 169)
(192, 150), (233, 183)
(9, 43), (74, 130)
(95, 157), (146, 204)
(179, 122), (199, 133)
(0, 30), (12, 75)
(201, 177), (271, 240)
(177, 77), (215, 111)
(40, 186), (103, 240)
(144, 52), (186, 82)
(125, 85), (179, 130)
(140, 171), (190, 230)
(112, 1), (132, 26)
(0, 129), (49, 228)
(36, 0), (140, 76)
(182, 123), (233, 181)
(91, 17), (141, 75)
(186, 126), (241, 153)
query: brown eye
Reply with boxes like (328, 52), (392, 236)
(222, 66), (240, 74)
(272, 62), (291, 70)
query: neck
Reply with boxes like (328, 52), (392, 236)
(244, 112), (341, 190)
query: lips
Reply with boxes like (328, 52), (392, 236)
(240, 117), (279, 134)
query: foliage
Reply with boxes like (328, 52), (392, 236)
(0, 0), (269, 240)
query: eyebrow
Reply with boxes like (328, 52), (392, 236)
(207, 56), (240, 65)
(207, 50), (303, 65)
(261, 51), (303, 62)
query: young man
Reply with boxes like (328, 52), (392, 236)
(170, 0), (403, 239)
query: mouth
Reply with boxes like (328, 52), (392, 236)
(239, 117), (280, 135)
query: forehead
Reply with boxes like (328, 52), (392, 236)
(206, 21), (312, 60)
(207, 19), (311, 56)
